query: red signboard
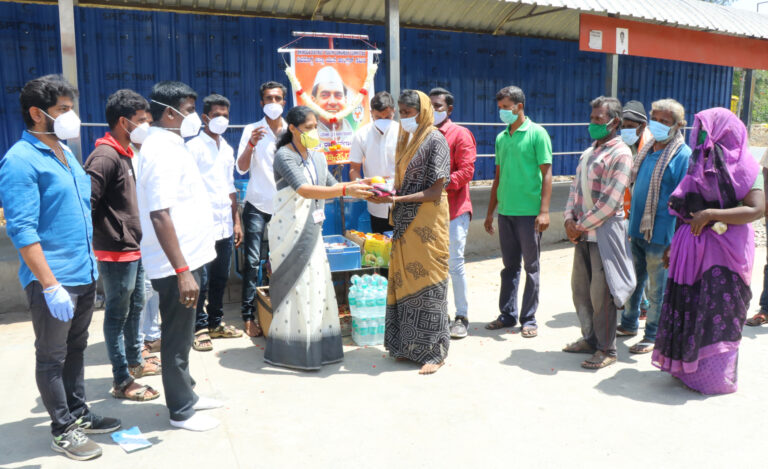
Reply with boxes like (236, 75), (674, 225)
(579, 13), (768, 70)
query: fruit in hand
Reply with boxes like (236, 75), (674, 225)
(371, 176), (385, 184)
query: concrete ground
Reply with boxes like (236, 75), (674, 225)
(1, 244), (768, 469)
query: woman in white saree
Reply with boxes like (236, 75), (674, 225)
(266, 106), (371, 370)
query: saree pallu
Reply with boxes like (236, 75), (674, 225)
(264, 185), (343, 371)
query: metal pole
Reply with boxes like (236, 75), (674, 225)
(385, 0), (400, 105)
(58, 0), (82, 160)
(740, 68), (755, 130)
(605, 54), (618, 98)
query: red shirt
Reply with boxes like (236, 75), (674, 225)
(438, 119), (476, 220)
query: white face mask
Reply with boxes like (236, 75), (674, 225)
(152, 99), (202, 138)
(127, 121), (150, 144)
(263, 102), (283, 120)
(35, 109), (81, 140)
(207, 116), (229, 135)
(400, 116), (419, 134)
(433, 110), (447, 126)
(374, 119), (393, 134)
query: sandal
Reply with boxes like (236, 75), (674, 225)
(111, 381), (160, 401)
(209, 323), (243, 339)
(141, 344), (160, 364)
(629, 341), (655, 354)
(129, 359), (161, 378)
(521, 327), (538, 338)
(616, 325), (638, 337)
(144, 338), (161, 353)
(746, 312), (768, 327)
(562, 338), (596, 354)
(193, 330), (213, 352)
(485, 319), (512, 330)
(244, 320), (263, 338)
(581, 350), (617, 369)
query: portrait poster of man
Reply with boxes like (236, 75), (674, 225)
(288, 49), (376, 164)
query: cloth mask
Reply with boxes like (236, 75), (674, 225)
(499, 109), (519, 125)
(400, 116), (419, 134)
(128, 122), (150, 144)
(37, 109), (81, 140)
(588, 121), (614, 140)
(207, 116), (229, 135)
(300, 129), (320, 149)
(151, 100), (202, 137)
(620, 128), (640, 146)
(263, 103), (283, 120)
(649, 119), (673, 142)
(374, 119), (393, 134)
(433, 110), (447, 126)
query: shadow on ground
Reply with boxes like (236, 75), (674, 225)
(594, 368), (708, 405)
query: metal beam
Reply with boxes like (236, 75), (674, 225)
(386, 0), (400, 106)
(58, 0), (82, 159)
(502, 6), (568, 24)
(740, 68), (755, 129)
(493, 2), (524, 36)
(605, 54), (618, 98)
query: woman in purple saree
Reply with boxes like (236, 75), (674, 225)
(651, 108), (764, 394)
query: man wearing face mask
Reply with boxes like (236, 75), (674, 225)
(428, 87), (477, 339)
(237, 81), (288, 337)
(0, 74), (119, 460)
(349, 91), (399, 233)
(138, 81), (219, 432)
(563, 96), (634, 370)
(84, 89), (161, 403)
(484, 86), (552, 339)
(186, 94), (243, 351)
(619, 100), (652, 220)
(617, 99), (691, 355)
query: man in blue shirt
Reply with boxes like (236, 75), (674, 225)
(617, 99), (691, 354)
(0, 75), (120, 461)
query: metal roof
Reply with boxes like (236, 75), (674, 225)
(31, 0), (768, 41)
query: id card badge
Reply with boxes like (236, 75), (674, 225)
(312, 209), (326, 224)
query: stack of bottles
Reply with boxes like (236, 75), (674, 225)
(348, 274), (388, 346)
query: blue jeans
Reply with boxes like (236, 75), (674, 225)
(196, 236), (234, 331)
(449, 212), (470, 318)
(620, 238), (668, 342)
(241, 202), (271, 322)
(99, 259), (145, 386)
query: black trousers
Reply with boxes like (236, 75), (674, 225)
(26, 281), (96, 436)
(151, 269), (203, 421)
(370, 214), (392, 234)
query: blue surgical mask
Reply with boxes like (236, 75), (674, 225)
(620, 128), (640, 146)
(648, 120), (673, 142)
(499, 109), (519, 125)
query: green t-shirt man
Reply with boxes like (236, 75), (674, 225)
(494, 118), (553, 216)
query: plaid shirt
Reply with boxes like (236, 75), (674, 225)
(564, 136), (632, 242)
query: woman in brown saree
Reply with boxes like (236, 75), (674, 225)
(372, 90), (451, 375)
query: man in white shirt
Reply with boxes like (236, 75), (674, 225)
(349, 91), (399, 233)
(186, 94), (243, 351)
(138, 81), (220, 432)
(236, 81), (287, 337)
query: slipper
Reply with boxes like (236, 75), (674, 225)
(208, 323), (243, 339)
(111, 383), (160, 401)
(629, 341), (655, 354)
(485, 319), (513, 330)
(581, 351), (617, 369)
(193, 330), (213, 352)
(562, 338), (596, 354)
(746, 312), (768, 327)
(521, 327), (538, 338)
(616, 326), (638, 337)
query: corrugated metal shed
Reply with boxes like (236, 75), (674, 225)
(20, 0), (768, 40)
(0, 2), (732, 178)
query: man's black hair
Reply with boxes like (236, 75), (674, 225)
(105, 89), (150, 130)
(203, 93), (231, 114)
(20, 74), (77, 129)
(429, 87), (454, 107)
(148, 81), (197, 122)
(495, 86), (525, 106)
(590, 96), (623, 120)
(260, 81), (287, 101)
(370, 91), (395, 112)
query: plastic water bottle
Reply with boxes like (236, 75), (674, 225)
(362, 274), (373, 287)
(348, 286), (358, 316)
(351, 275), (361, 287)
(364, 288), (376, 319)
(375, 286), (386, 315)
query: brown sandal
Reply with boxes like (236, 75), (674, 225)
(193, 330), (213, 351)
(581, 351), (617, 369)
(209, 323), (243, 339)
(562, 338), (596, 354)
(629, 341), (655, 354)
(485, 319), (510, 330)
(521, 327), (538, 338)
(129, 359), (161, 378)
(746, 312), (768, 327)
(111, 381), (160, 401)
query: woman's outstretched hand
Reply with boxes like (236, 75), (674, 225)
(345, 183), (373, 199)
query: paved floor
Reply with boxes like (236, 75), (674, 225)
(1, 243), (768, 469)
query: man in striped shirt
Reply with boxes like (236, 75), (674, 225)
(562, 96), (632, 370)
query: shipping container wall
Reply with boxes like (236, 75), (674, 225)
(0, 2), (732, 178)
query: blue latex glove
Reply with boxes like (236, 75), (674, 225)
(43, 284), (74, 322)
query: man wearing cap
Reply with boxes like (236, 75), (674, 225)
(311, 66), (354, 139)
(617, 99), (691, 355)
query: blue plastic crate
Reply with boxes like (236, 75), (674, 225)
(323, 235), (361, 272)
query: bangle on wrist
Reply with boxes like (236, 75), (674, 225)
(247, 141), (255, 148)
(342, 185), (347, 196)
(175, 266), (190, 274)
